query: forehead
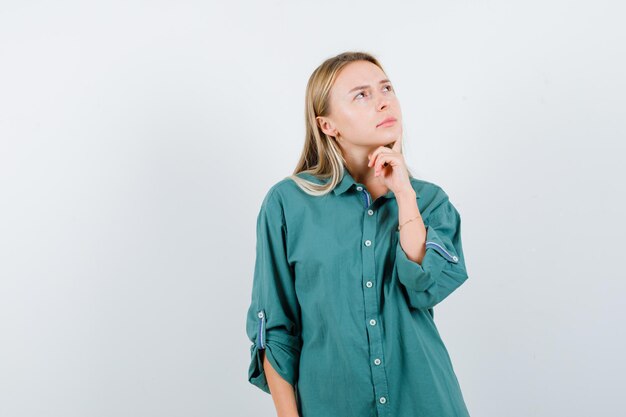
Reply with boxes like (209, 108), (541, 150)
(333, 61), (387, 92)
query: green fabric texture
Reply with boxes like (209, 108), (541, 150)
(246, 168), (471, 417)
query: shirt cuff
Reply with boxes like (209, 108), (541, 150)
(394, 225), (459, 292)
(248, 310), (302, 394)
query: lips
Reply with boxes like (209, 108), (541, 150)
(377, 117), (397, 127)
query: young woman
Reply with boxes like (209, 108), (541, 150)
(246, 51), (472, 417)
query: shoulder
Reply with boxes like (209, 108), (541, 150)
(263, 172), (328, 201)
(256, 174), (321, 230)
(263, 174), (308, 198)
(409, 176), (449, 202)
(409, 176), (455, 218)
(258, 174), (316, 210)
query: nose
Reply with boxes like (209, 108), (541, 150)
(377, 94), (390, 111)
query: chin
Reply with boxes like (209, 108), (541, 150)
(378, 131), (401, 142)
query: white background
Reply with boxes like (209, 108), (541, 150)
(1, 1), (624, 416)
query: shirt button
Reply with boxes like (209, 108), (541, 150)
(356, 186), (363, 191)
(366, 281), (373, 288)
(379, 396), (387, 404)
(369, 319), (377, 326)
(257, 312), (264, 318)
(364, 240), (371, 246)
(374, 358), (381, 365)
(367, 209), (374, 215)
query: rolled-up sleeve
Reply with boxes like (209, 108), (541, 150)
(394, 193), (469, 311)
(246, 188), (302, 394)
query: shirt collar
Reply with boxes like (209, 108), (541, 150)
(332, 167), (356, 195)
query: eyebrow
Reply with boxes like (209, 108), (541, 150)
(347, 79), (391, 95)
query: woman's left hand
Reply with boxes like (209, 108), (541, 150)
(367, 136), (413, 195)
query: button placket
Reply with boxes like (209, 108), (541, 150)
(359, 187), (390, 414)
(356, 186), (371, 209)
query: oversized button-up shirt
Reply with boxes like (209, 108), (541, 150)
(246, 168), (471, 417)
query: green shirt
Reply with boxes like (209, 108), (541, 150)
(246, 168), (471, 417)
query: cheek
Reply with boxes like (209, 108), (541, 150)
(345, 109), (371, 127)
(337, 110), (365, 133)
(347, 116), (375, 138)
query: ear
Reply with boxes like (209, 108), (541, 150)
(316, 116), (338, 137)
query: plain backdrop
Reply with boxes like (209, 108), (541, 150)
(1, 1), (624, 416)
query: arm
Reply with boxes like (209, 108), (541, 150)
(246, 188), (303, 414)
(395, 187), (426, 265)
(261, 350), (300, 417)
(394, 189), (469, 311)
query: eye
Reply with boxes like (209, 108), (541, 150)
(355, 91), (367, 99)
(384, 84), (394, 92)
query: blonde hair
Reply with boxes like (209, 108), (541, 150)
(286, 51), (413, 196)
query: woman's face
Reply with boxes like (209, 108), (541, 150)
(318, 60), (402, 150)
